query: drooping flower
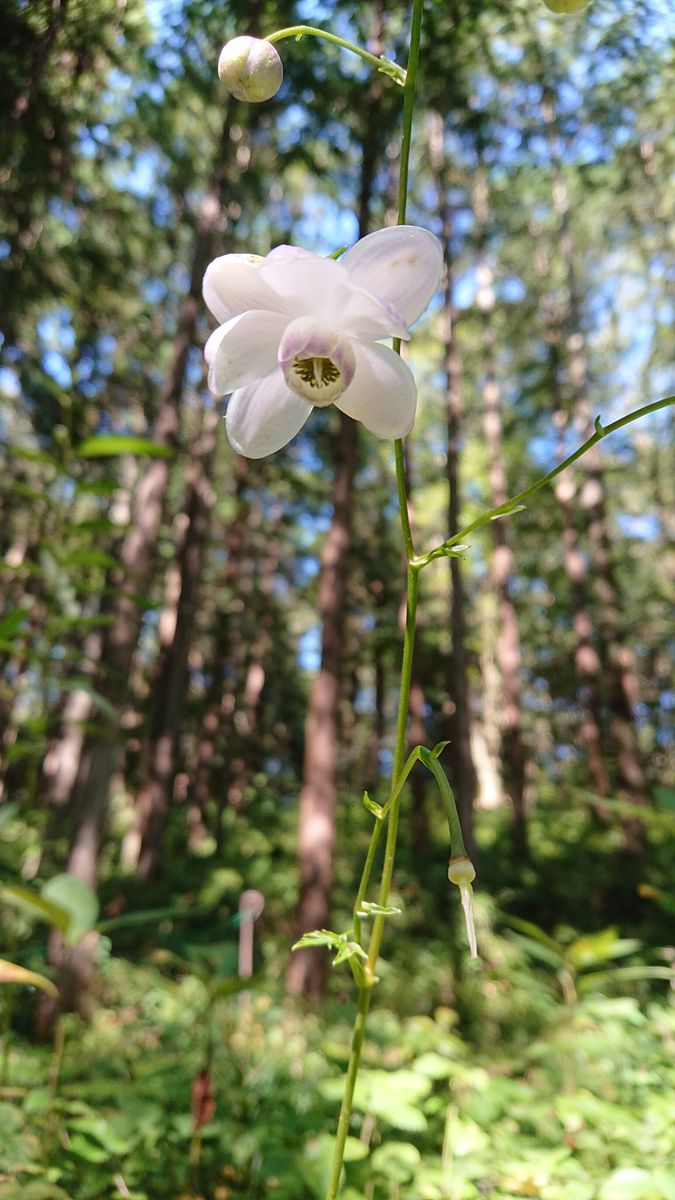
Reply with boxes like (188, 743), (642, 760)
(203, 226), (443, 458)
(448, 855), (478, 958)
(218, 36), (283, 103)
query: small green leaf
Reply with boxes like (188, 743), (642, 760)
(431, 740), (451, 759)
(363, 791), (384, 818)
(292, 929), (342, 951)
(75, 435), (174, 459)
(332, 940), (367, 967)
(355, 901), (401, 917)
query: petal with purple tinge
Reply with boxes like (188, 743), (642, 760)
(203, 253), (283, 323)
(341, 225), (443, 327)
(335, 342), (416, 439)
(206, 310), (287, 395)
(225, 370), (313, 458)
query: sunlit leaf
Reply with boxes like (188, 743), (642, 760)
(75, 435), (174, 459)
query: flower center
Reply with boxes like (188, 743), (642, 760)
(292, 355), (341, 396)
(279, 317), (356, 408)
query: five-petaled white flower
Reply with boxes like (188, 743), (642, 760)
(203, 225), (443, 458)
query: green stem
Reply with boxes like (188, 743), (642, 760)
(265, 26), (406, 86)
(325, 4), (425, 1196)
(419, 395), (675, 566)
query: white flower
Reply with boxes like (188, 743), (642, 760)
(203, 226), (443, 458)
(217, 36), (283, 103)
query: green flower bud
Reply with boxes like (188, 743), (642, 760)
(218, 36), (283, 103)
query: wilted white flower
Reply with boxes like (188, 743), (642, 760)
(448, 855), (478, 958)
(203, 226), (443, 458)
(218, 36), (283, 103)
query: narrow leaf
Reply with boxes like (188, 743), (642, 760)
(75, 435), (174, 459)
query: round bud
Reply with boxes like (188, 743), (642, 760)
(447, 856), (476, 887)
(541, 0), (590, 12)
(218, 36), (283, 103)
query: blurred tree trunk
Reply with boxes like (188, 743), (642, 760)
(130, 409), (217, 881)
(188, 455), (249, 847)
(473, 168), (529, 858)
(38, 134), (230, 1028)
(288, 11), (389, 994)
(428, 111), (477, 859)
(287, 412), (358, 998)
(542, 86), (649, 850)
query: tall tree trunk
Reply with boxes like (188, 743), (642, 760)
(428, 111), (477, 859)
(188, 456), (249, 847)
(39, 123), (231, 1025)
(287, 13), (385, 998)
(473, 169), (529, 857)
(542, 86), (649, 849)
(131, 409), (217, 880)
(287, 413), (358, 999)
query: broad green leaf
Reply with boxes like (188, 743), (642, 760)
(68, 1132), (109, 1163)
(371, 1141), (420, 1181)
(0, 959), (57, 997)
(567, 927), (639, 969)
(42, 875), (99, 946)
(75, 435), (174, 459)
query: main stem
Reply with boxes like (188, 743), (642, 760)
(325, 3), (424, 1195)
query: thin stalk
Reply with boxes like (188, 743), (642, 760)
(266, 26), (406, 86)
(421, 395), (675, 565)
(325, 3), (425, 1195)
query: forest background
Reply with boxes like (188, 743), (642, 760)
(0, 0), (674, 1198)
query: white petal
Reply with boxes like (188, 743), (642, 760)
(260, 256), (409, 339)
(203, 253), (283, 323)
(335, 342), (417, 439)
(225, 370), (312, 458)
(341, 225), (443, 326)
(206, 310), (287, 395)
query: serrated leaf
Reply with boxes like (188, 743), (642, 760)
(292, 929), (342, 951)
(332, 940), (367, 966)
(75, 435), (174, 459)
